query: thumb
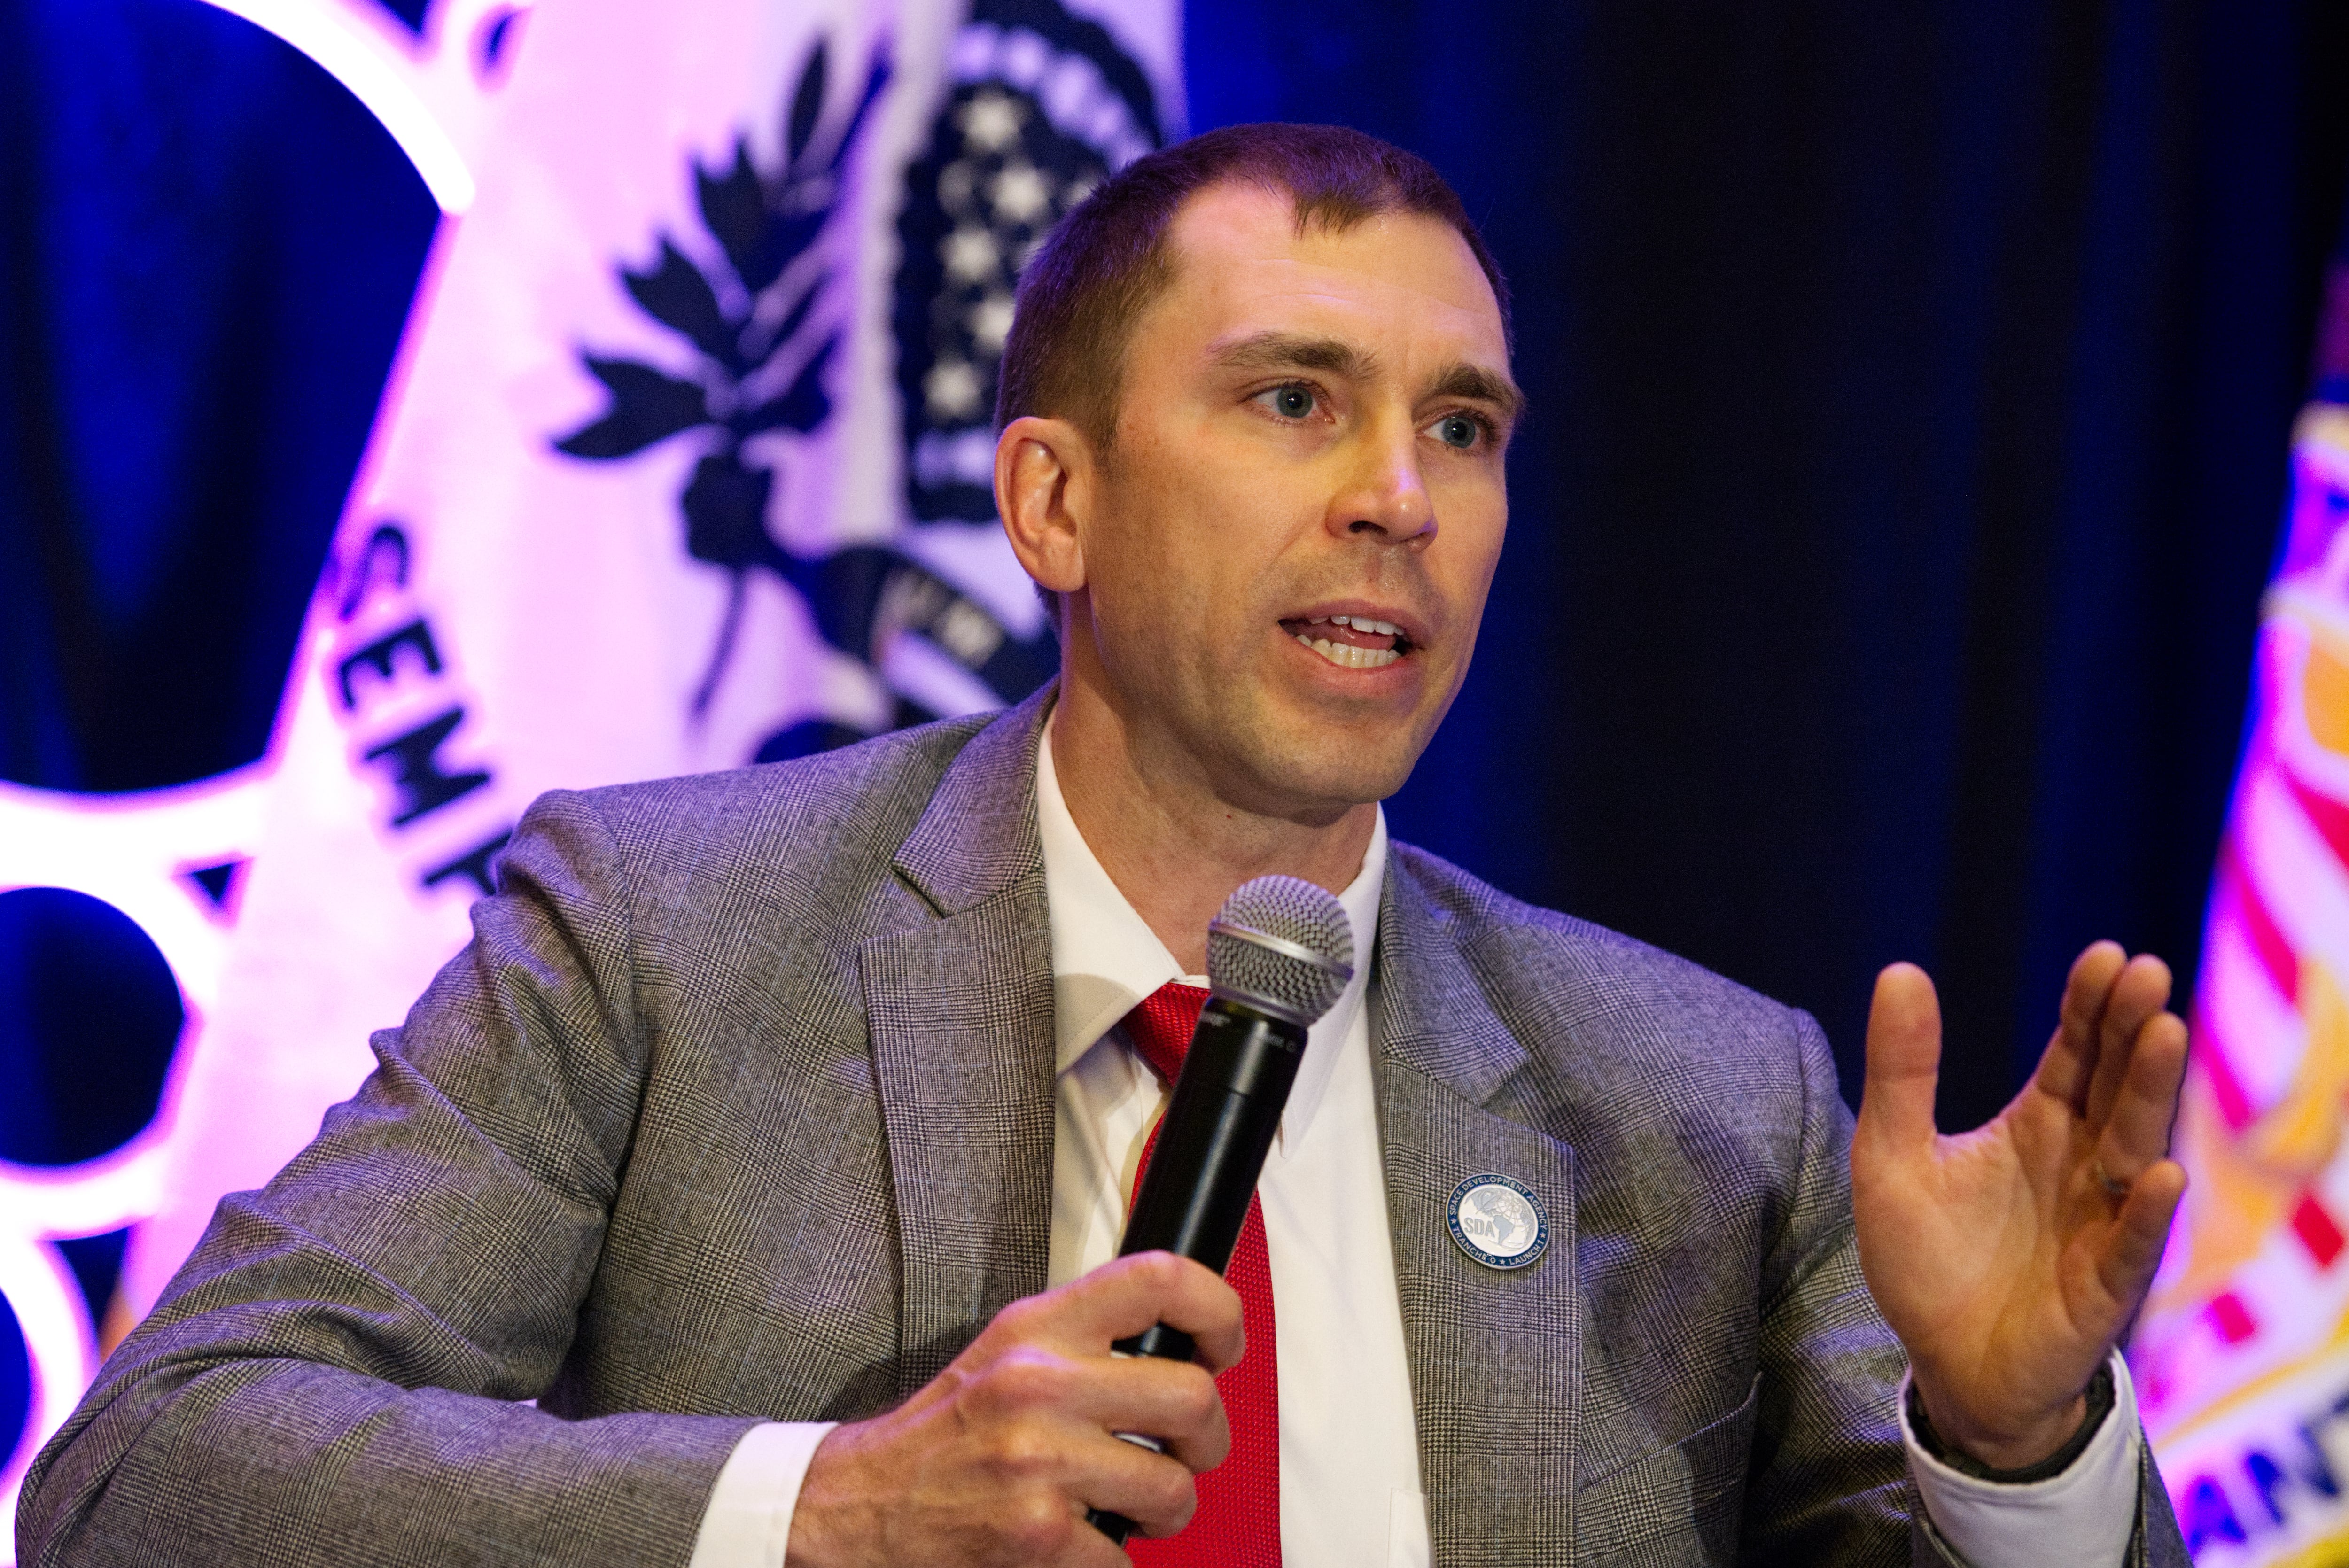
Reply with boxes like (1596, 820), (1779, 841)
(1859, 962), (1944, 1157)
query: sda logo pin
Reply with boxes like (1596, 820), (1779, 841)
(1447, 1172), (1548, 1270)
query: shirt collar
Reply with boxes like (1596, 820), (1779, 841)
(1036, 714), (1387, 1149)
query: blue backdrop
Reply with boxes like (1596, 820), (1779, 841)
(4, 1), (2348, 1435)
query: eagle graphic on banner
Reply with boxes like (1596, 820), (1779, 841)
(553, 0), (1164, 761)
(0, 0), (1181, 1549)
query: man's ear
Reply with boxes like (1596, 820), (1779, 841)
(996, 415), (1094, 598)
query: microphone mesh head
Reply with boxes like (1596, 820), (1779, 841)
(1205, 875), (1355, 1028)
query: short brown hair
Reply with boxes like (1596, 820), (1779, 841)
(994, 123), (1510, 447)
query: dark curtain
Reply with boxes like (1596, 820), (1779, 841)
(1188, 0), (2349, 1124)
(5, 0), (2348, 1133)
(0, 0), (437, 792)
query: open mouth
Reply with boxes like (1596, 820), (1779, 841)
(1281, 614), (1414, 670)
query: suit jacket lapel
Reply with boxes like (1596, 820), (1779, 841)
(864, 687), (1059, 1395)
(1373, 865), (1582, 1565)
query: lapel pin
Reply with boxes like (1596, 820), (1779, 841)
(1448, 1172), (1548, 1270)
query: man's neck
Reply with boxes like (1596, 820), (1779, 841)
(1048, 689), (1377, 974)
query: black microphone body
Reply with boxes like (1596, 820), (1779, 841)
(1087, 997), (1305, 1547)
(1084, 874), (1353, 1552)
(1112, 996), (1305, 1363)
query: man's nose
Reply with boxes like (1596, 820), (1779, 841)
(1327, 421), (1435, 545)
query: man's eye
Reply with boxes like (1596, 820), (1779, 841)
(1433, 413), (1483, 450)
(1260, 385), (1317, 419)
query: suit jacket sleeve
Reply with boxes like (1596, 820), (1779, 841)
(1738, 1011), (2190, 1567)
(15, 790), (763, 1568)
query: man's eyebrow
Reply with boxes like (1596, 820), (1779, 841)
(1210, 332), (1524, 423)
(1209, 332), (1380, 380)
(1429, 362), (1525, 423)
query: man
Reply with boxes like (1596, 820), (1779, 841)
(20, 124), (2191, 1567)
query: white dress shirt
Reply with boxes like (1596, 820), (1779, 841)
(687, 720), (2144, 1567)
(1033, 723), (1425, 1567)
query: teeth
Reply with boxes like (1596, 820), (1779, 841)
(1295, 634), (1401, 669)
(1323, 614), (1401, 636)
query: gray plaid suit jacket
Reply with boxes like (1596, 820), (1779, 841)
(19, 686), (2187, 1566)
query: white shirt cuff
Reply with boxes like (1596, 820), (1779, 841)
(1900, 1350), (2141, 1568)
(686, 1421), (839, 1568)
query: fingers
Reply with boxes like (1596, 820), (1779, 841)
(2085, 955), (2174, 1129)
(1858, 963), (1943, 1153)
(794, 1258), (1247, 1565)
(959, 1413), (1204, 1555)
(793, 1402), (1151, 1568)
(2093, 1158), (2187, 1310)
(981, 1253), (1239, 1472)
(1075, 1432), (1205, 1543)
(1062, 1354), (1232, 1475)
(1049, 1254), (1237, 1474)
(2094, 1009), (2188, 1181)
(1126, 1361), (1231, 1476)
(2034, 941), (2128, 1111)
(951, 1346), (1226, 1543)
(2034, 945), (2178, 1147)
(1049, 1252), (1246, 1374)
(2057, 956), (2185, 1320)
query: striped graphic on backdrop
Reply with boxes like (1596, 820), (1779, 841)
(2130, 263), (2349, 1566)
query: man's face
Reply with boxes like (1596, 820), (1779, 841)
(1073, 181), (1517, 820)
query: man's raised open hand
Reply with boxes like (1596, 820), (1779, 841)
(1852, 942), (2190, 1470)
(784, 1251), (1243, 1568)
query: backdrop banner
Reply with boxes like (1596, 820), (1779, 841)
(2129, 269), (2349, 1564)
(106, 0), (1179, 1354)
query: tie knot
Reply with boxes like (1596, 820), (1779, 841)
(1124, 980), (1210, 1085)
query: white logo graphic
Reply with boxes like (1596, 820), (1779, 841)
(1447, 1174), (1548, 1270)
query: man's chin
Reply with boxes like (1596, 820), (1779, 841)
(1263, 683), (1445, 796)
(1220, 730), (1426, 822)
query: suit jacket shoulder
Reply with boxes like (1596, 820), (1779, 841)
(550, 707), (998, 914)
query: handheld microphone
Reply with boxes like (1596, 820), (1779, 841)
(1086, 875), (1354, 1548)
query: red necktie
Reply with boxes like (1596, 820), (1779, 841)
(1121, 982), (1282, 1566)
